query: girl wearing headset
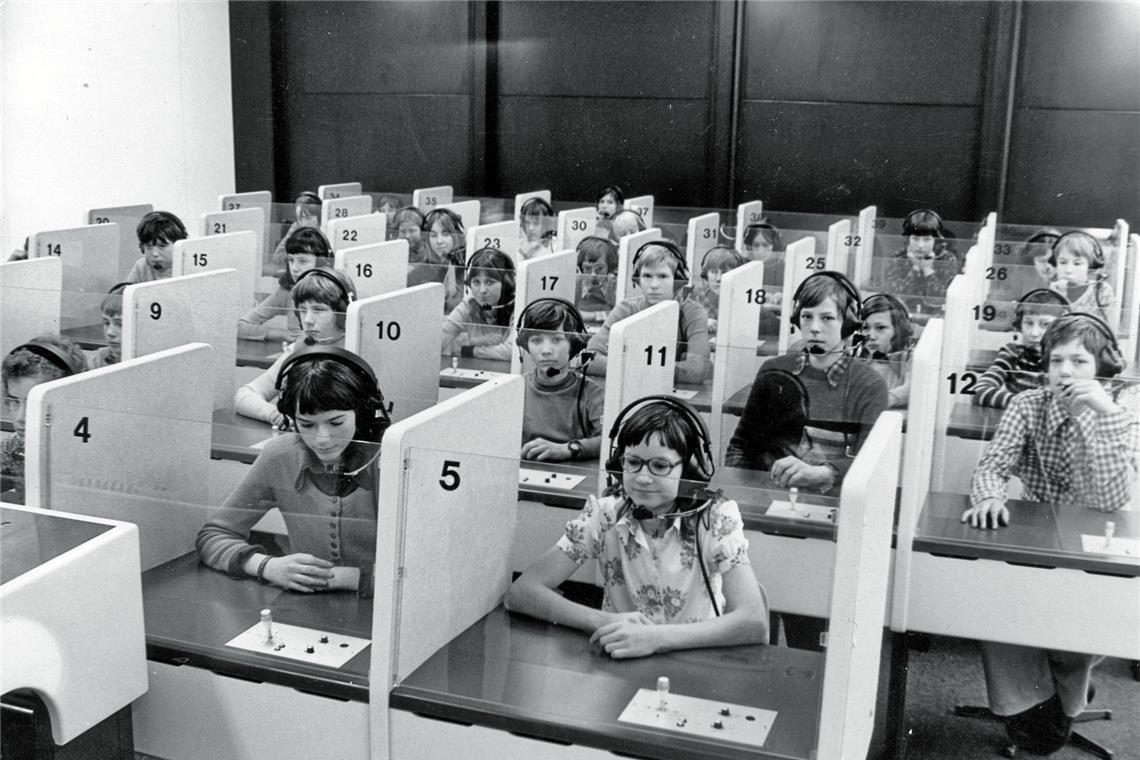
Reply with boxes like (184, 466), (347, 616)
(876, 209), (959, 311)
(518, 197), (556, 260)
(1048, 232), (1114, 323)
(441, 247), (516, 361)
(239, 227), (332, 342)
(856, 294), (916, 408)
(506, 397), (768, 658)
(272, 191), (323, 262)
(198, 346), (388, 594)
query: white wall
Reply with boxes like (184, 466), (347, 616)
(1, 0), (235, 256)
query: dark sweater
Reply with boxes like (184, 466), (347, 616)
(972, 342), (1043, 409)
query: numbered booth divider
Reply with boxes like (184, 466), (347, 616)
(614, 227), (664, 304)
(413, 185), (453, 212)
(334, 240), (409, 301)
(1, 256), (62, 356)
(624, 194), (654, 227)
(23, 343), (214, 571)
(172, 230), (259, 311)
(318, 182), (363, 201)
(345, 283), (444, 423)
(1127, 233), (1140, 363)
(372, 375), (524, 757)
(512, 190), (551, 222)
(217, 191), (273, 275)
(437, 199), (481, 232)
(321, 195), (374, 233)
(87, 203), (154, 270)
(709, 261), (766, 462)
(852, 205), (878, 289)
(932, 275), (980, 492)
(827, 218), (852, 278)
(734, 200), (765, 253)
(202, 207), (266, 281)
(686, 212), (720, 289)
(467, 219), (519, 264)
(328, 213), (388, 253)
(1107, 218), (1131, 336)
(511, 251), (578, 374)
(30, 223), (123, 329)
(777, 236), (828, 355)
(557, 206), (596, 252)
(120, 270), (242, 411)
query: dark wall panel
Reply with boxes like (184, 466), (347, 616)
(229, 1), (275, 192)
(742, 1), (990, 105)
(735, 102), (980, 219)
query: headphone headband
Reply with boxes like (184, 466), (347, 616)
(11, 340), (84, 377)
(1051, 230), (1105, 269)
(903, 208), (944, 236)
(1041, 311), (1124, 376)
(699, 245), (747, 277)
(294, 268), (353, 306)
(632, 239), (689, 282)
(515, 297), (588, 357)
(792, 271), (862, 340)
(423, 207), (464, 231)
(606, 395), (714, 483)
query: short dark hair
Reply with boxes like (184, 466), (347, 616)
(1041, 313), (1124, 378)
(279, 357), (384, 443)
(279, 228), (334, 288)
(577, 236), (618, 273)
(518, 300), (584, 347)
(3, 335), (86, 395)
(597, 185), (625, 206)
(902, 209), (944, 238)
(136, 211), (187, 248)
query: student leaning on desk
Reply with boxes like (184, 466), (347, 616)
(507, 397), (769, 659)
(962, 312), (1138, 755)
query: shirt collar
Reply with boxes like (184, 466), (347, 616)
(614, 499), (682, 545)
(793, 350), (852, 388)
(293, 441), (379, 492)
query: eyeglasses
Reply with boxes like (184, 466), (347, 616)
(620, 454), (682, 476)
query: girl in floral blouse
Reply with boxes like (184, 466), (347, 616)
(506, 398), (768, 659)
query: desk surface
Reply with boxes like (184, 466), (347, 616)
(142, 551), (373, 701)
(62, 323), (280, 369)
(946, 400), (1003, 441)
(390, 606), (824, 760)
(914, 492), (1140, 576)
(1, 506), (113, 585)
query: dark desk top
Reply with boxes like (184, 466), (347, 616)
(946, 401), (1003, 441)
(390, 606), (823, 760)
(142, 551), (373, 701)
(715, 467), (839, 541)
(62, 324), (280, 369)
(1, 506), (113, 585)
(211, 408), (277, 464)
(913, 492), (1140, 576)
(438, 354), (510, 389)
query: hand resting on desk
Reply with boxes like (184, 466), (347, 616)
(245, 552), (334, 593)
(522, 437), (572, 462)
(961, 498), (1010, 530)
(770, 456), (835, 492)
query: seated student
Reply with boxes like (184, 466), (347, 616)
(596, 184), (625, 222)
(2, 337), (87, 502)
(238, 227), (332, 342)
(575, 236), (619, 323)
(198, 345), (388, 593)
(441, 247), (515, 361)
(726, 272), (888, 495)
(375, 193), (401, 237)
(516, 299), (604, 462)
(422, 208), (467, 311)
(724, 368), (823, 472)
(607, 209), (646, 244)
(518, 197), (556, 260)
(585, 241), (711, 384)
(696, 246), (747, 336)
(1019, 228), (1062, 290)
(742, 220), (785, 336)
(86, 283), (127, 368)
(854, 293), (915, 409)
(393, 205), (425, 251)
(1048, 231), (1114, 322)
(271, 192), (322, 262)
(962, 313), (1137, 755)
(972, 289), (1070, 409)
(234, 267), (356, 427)
(874, 208), (959, 313)
(505, 397), (769, 658)
(125, 211), (188, 283)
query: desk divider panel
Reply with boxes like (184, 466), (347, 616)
(853, 205), (878, 288)
(24, 344), (213, 571)
(467, 219), (519, 264)
(1127, 233), (1140, 363)
(219, 190), (271, 214)
(318, 182), (363, 201)
(734, 200), (765, 253)
(413, 185), (453, 211)
(615, 228), (663, 304)
(511, 251), (578, 375)
(827, 218), (852, 278)
(512, 190), (551, 222)
(816, 412), (902, 760)
(437, 199), (480, 232)
(172, 230), (259, 311)
(120, 270), (241, 411)
(329, 213), (388, 253)
(625, 194), (654, 227)
(557, 207), (596, 252)
(777, 236), (825, 355)
(709, 261), (766, 466)
(686, 212), (720, 289)
(336, 240), (409, 300)
(1, 257), (61, 355)
(87, 203), (153, 271)
(202, 207), (265, 277)
(30, 223), (122, 329)
(321, 195), (374, 233)
(599, 301), (678, 492)
(891, 318), (943, 632)
(345, 283), (443, 423)
(1107, 219), (1130, 334)
(932, 277), (973, 491)
(371, 375), (524, 755)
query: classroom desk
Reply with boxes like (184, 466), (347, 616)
(946, 400), (1003, 441)
(211, 408), (276, 464)
(61, 323), (281, 369)
(389, 606), (824, 760)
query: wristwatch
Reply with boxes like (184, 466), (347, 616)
(567, 440), (583, 459)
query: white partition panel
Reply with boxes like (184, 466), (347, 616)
(853, 205), (878, 288)
(1107, 219), (1130, 333)
(512, 190), (551, 222)
(437, 199), (480, 232)
(202, 208), (265, 276)
(120, 270), (241, 411)
(709, 261), (766, 466)
(335, 240), (409, 300)
(413, 185), (453, 211)
(329, 213), (388, 253)
(734, 200), (765, 253)
(24, 344), (213, 570)
(615, 228), (664, 304)
(318, 182), (363, 201)
(172, 230), (258, 310)
(467, 220), (519, 264)
(557, 206), (596, 252)
(1, 257), (62, 355)
(219, 190), (271, 213)
(624, 194), (654, 227)
(816, 412), (902, 760)
(345, 283), (444, 423)
(931, 276), (973, 491)
(511, 251), (578, 374)
(1127, 234), (1140, 363)
(686, 212), (720, 288)
(370, 376), (524, 757)
(827, 218), (852, 278)
(321, 195), (374, 232)
(777, 236), (826, 354)
(87, 203), (153, 272)
(599, 301), (678, 490)
(30, 223), (122, 329)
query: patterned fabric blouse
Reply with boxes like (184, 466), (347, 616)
(556, 494), (750, 623)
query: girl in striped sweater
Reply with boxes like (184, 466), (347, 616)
(972, 289), (1069, 409)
